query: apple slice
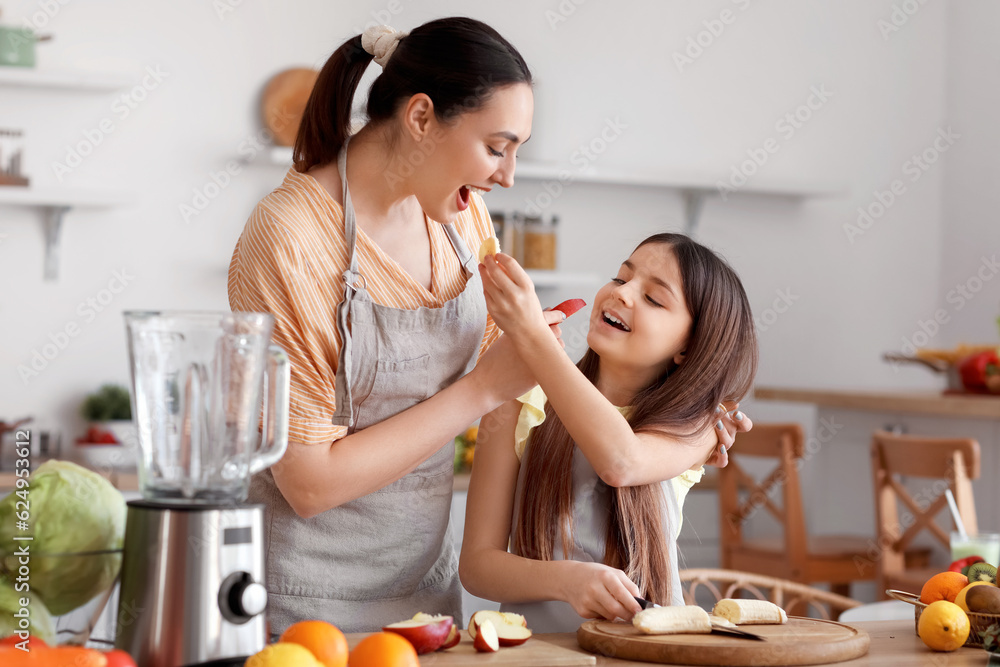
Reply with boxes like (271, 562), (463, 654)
(383, 615), (454, 654)
(473, 619), (500, 653)
(551, 299), (587, 318)
(468, 610), (532, 646)
(438, 624), (460, 651)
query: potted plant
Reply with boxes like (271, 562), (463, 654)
(78, 384), (136, 469)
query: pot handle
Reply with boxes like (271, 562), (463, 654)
(249, 345), (290, 475)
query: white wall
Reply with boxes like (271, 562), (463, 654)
(0, 2), (985, 457)
(940, 0), (1000, 344)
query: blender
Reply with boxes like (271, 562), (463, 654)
(115, 311), (290, 667)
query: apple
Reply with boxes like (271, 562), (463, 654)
(438, 624), (460, 651)
(551, 299), (586, 318)
(468, 610), (532, 646)
(473, 619), (499, 653)
(383, 615), (454, 654)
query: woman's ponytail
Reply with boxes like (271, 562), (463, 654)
(292, 18), (531, 174)
(293, 35), (373, 173)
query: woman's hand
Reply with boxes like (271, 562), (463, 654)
(479, 253), (551, 343)
(559, 561), (643, 622)
(471, 311), (565, 405)
(705, 402), (754, 468)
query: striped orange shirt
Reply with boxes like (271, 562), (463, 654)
(228, 168), (501, 445)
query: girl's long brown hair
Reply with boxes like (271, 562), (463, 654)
(513, 234), (758, 604)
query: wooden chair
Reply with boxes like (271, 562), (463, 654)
(871, 429), (980, 599)
(719, 423), (874, 598)
(679, 568), (861, 620)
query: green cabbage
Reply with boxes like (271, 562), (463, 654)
(0, 575), (54, 643)
(0, 460), (125, 615)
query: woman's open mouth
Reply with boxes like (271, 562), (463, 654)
(457, 185), (490, 212)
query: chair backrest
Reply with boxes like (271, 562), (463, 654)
(718, 423), (808, 571)
(870, 430), (981, 577)
(679, 568), (860, 620)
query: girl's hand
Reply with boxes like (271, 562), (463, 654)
(560, 561), (643, 622)
(479, 254), (551, 342)
(705, 402), (754, 468)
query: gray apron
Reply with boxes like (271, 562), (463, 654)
(249, 139), (487, 636)
(502, 444), (684, 632)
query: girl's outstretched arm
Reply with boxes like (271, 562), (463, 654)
(459, 400), (643, 621)
(479, 254), (750, 487)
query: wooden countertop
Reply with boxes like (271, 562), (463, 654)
(343, 620), (989, 665)
(755, 386), (1000, 419)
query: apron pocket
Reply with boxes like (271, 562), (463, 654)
(364, 354), (431, 413)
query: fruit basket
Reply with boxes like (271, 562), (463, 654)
(886, 589), (1000, 648)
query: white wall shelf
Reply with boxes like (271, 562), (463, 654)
(1, 68), (136, 280)
(0, 187), (132, 280)
(0, 67), (134, 92)
(513, 161), (845, 235)
(526, 270), (600, 288)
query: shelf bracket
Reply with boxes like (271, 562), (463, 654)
(681, 189), (707, 237)
(43, 206), (69, 281)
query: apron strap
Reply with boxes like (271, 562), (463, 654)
(442, 223), (477, 276)
(333, 137), (363, 429)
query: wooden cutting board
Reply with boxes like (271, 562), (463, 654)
(577, 617), (870, 666)
(347, 631), (596, 666)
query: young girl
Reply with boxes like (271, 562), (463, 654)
(460, 233), (758, 632)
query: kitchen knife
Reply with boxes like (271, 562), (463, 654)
(632, 597), (767, 641)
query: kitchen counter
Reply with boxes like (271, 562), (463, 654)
(755, 386), (1000, 419)
(0, 468), (138, 491)
(345, 620), (990, 665)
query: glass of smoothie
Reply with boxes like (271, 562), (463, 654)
(951, 531), (1000, 567)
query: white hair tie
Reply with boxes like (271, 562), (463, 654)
(362, 25), (408, 68)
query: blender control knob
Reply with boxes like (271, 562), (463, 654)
(233, 581), (268, 617)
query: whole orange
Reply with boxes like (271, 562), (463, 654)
(918, 600), (970, 651)
(920, 571), (969, 604)
(281, 620), (348, 667)
(349, 632), (419, 667)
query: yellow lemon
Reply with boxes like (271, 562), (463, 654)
(918, 600), (970, 651)
(246, 642), (323, 667)
(955, 580), (994, 612)
(464, 425), (479, 443)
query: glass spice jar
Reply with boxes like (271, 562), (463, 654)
(522, 214), (557, 270)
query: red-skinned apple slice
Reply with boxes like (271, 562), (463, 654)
(551, 299), (586, 318)
(438, 624), (460, 650)
(383, 615), (454, 654)
(473, 619), (500, 653)
(468, 610), (532, 646)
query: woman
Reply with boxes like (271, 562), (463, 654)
(228, 17), (745, 634)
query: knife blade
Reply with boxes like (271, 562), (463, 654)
(632, 597), (767, 641)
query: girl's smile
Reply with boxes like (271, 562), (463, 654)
(588, 243), (693, 383)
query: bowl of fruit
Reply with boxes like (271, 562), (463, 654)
(888, 561), (1000, 650)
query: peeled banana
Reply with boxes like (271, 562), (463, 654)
(633, 606), (712, 635)
(712, 599), (787, 625)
